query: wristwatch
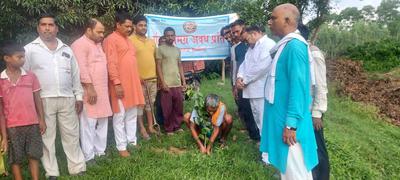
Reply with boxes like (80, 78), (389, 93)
(286, 126), (297, 131)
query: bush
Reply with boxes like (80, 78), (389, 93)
(344, 39), (400, 72)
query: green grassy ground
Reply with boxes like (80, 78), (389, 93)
(3, 78), (400, 179)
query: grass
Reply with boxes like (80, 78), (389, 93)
(2, 78), (400, 179)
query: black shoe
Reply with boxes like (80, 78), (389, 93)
(48, 176), (58, 180)
(86, 159), (97, 167)
(71, 171), (86, 176)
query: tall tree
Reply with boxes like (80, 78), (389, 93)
(361, 5), (376, 21)
(263, 0), (331, 42)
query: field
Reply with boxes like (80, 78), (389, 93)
(2, 78), (400, 179)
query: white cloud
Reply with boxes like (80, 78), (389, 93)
(332, 0), (382, 13)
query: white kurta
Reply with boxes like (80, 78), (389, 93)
(237, 35), (276, 99)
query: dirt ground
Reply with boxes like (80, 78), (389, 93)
(328, 59), (400, 126)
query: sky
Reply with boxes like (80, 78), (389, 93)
(332, 0), (382, 13)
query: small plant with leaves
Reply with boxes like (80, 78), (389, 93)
(185, 85), (213, 147)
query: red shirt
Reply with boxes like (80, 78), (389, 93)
(0, 69), (40, 128)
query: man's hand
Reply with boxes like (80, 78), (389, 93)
(312, 117), (323, 131)
(283, 128), (296, 146)
(1, 139), (7, 153)
(182, 82), (187, 91)
(236, 78), (245, 90)
(86, 84), (97, 105)
(115, 84), (124, 99)
(161, 82), (170, 92)
(199, 145), (207, 154)
(206, 146), (212, 155)
(232, 87), (238, 100)
(75, 101), (83, 114)
(39, 119), (47, 135)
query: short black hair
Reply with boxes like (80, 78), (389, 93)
(220, 25), (230, 36)
(85, 18), (98, 30)
(115, 11), (131, 24)
(1, 41), (24, 58)
(133, 15), (147, 25)
(230, 19), (246, 28)
(163, 27), (175, 35)
(38, 13), (57, 25)
(244, 25), (263, 33)
(298, 23), (310, 40)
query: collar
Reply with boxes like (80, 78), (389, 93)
(133, 34), (148, 41)
(254, 35), (268, 47)
(82, 35), (97, 45)
(31, 37), (67, 51)
(0, 68), (27, 80)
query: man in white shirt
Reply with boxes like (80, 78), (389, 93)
(236, 25), (275, 165)
(24, 14), (86, 179)
(236, 25), (275, 134)
(310, 44), (330, 180)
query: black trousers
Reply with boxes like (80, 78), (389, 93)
(155, 90), (164, 125)
(237, 90), (260, 141)
(312, 127), (330, 180)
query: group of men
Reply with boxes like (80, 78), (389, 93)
(0, 3), (331, 180)
(220, 4), (329, 180)
(1, 11), (186, 179)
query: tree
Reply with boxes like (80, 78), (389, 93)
(0, 0), (269, 44)
(376, 0), (400, 23)
(263, 0), (331, 42)
(360, 5), (376, 21)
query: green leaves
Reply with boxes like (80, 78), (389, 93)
(185, 85), (212, 145)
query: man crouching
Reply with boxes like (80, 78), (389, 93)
(183, 94), (233, 155)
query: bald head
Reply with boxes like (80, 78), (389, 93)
(268, 3), (300, 37)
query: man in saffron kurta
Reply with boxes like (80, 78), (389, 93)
(261, 4), (318, 180)
(103, 12), (144, 157)
(71, 19), (112, 163)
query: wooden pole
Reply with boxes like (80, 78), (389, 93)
(221, 59), (225, 83)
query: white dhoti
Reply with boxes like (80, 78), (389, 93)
(79, 107), (109, 161)
(281, 143), (313, 180)
(113, 100), (138, 151)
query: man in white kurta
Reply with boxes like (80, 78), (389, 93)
(71, 19), (112, 163)
(236, 25), (275, 165)
(236, 26), (275, 133)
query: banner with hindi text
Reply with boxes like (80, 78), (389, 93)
(145, 13), (238, 61)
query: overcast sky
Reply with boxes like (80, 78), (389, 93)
(332, 0), (382, 13)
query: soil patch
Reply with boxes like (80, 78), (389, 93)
(328, 59), (400, 126)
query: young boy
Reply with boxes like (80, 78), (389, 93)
(0, 42), (46, 180)
(183, 94), (233, 155)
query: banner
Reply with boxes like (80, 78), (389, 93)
(145, 13), (238, 61)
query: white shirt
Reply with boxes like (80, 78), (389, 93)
(311, 45), (328, 118)
(24, 37), (83, 101)
(237, 35), (275, 98)
(230, 43), (240, 85)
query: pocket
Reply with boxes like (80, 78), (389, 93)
(58, 56), (72, 73)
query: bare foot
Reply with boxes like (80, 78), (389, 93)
(166, 132), (174, 136)
(140, 129), (150, 140)
(119, 150), (130, 157)
(148, 127), (158, 134)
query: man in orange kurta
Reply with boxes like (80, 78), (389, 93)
(103, 11), (144, 157)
